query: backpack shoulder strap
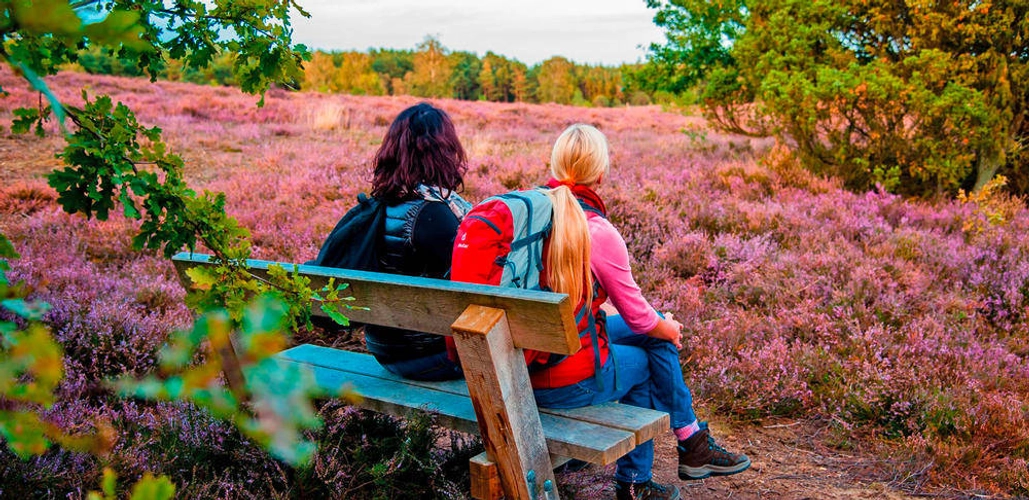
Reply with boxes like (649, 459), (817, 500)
(577, 198), (606, 219)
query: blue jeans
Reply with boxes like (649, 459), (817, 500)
(533, 313), (697, 484)
(380, 351), (463, 381)
(605, 313), (697, 429)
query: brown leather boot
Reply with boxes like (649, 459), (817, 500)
(677, 428), (751, 480)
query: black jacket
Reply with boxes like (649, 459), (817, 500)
(363, 198), (461, 364)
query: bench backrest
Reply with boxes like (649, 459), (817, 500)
(171, 252), (582, 355)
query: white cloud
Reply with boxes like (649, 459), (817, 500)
(290, 0), (664, 66)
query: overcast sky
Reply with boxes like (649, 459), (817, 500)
(289, 0), (666, 66)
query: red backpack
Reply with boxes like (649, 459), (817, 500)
(451, 189), (609, 387)
(451, 189), (553, 289)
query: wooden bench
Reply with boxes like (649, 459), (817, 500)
(172, 252), (669, 499)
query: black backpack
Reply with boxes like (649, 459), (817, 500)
(308, 193), (386, 271)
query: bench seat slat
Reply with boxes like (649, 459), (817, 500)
(280, 344), (470, 396)
(281, 344), (669, 447)
(294, 359), (482, 435)
(277, 347), (638, 465)
(542, 404), (669, 448)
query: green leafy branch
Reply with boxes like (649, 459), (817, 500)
(40, 90), (356, 329)
(1, 0), (352, 468)
(111, 295), (343, 465)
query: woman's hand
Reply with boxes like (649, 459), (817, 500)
(647, 312), (685, 350)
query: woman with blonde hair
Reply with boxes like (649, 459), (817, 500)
(527, 124), (751, 500)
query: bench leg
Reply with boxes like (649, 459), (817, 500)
(452, 305), (559, 500)
(470, 452), (575, 499)
(209, 320), (248, 403)
(470, 452), (503, 500)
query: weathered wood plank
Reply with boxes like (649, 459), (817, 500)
(468, 453), (575, 500)
(172, 252), (580, 355)
(533, 411), (631, 465)
(543, 403), (670, 450)
(277, 350), (636, 464)
(295, 360), (481, 435)
(469, 453), (503, 500)
(278, 344), (469, 394)
(451, 305), (557, 499)
(280, 344), (667, 448)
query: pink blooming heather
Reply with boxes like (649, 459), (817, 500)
(1, 68), (1027, 496)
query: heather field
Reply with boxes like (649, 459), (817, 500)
(2, 69), (1028, 498)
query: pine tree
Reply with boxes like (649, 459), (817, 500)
(645, 0), (1029, 196)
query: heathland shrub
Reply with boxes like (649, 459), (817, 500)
(292, 404), (480, 499)
(3, 67), (1028, 495)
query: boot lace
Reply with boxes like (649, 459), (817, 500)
(707, 434), (732, 455)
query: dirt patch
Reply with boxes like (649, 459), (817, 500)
(555, 420), (927, 499)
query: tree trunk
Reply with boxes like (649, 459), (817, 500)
(973, 146), (1007, 192)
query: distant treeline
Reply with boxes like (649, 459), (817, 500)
(301, 37), (673, 107)
(68, 37), (685, 108)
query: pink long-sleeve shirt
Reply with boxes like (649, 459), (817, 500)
(527, 208), (662, 389)
(587, 212), (661, 334)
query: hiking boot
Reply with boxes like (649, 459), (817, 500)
(614, 479), (681, 500)
(677, 428), (751, 480)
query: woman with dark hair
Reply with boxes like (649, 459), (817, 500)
(371, 102), (468, 203)
(318, 102), (471, 380)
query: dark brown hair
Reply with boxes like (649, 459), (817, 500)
(371, 103), (467, 201)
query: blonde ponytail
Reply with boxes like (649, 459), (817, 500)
(544, 123), (610, 306)
(545, 186), (592, 306)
